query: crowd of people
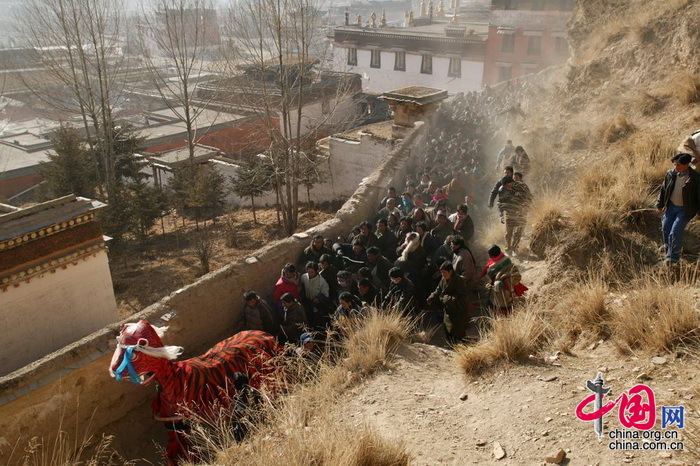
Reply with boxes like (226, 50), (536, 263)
(236, 90), (538, 347)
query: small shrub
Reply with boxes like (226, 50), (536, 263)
(570, 203), (620, 242)
(556, 279), (610, 343)
(671, 72), (700, 105)
(611, 283), (700, 354)
(455, 307), (549, 376)
(633, 91), (667, 115)
(598, 112), (636, 144)
(193, 229), (216, 275)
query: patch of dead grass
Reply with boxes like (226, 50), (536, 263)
(455, 306), (549, 377)
(670, 71), (700, 105)
(597, 112), (636, 144)
(611, 280), (700, 354)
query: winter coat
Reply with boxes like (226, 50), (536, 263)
(656, 167), (700, 218)
(427, 274), (469, 340)
(241, 298), (278, 336)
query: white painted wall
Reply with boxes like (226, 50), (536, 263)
(332, 44), (484, 94)
(0, 250), (118, 376)
(216, 130), (395, 206)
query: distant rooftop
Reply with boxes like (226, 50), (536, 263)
(144, 144), (220, 167)
(490, 9), (569, 31)
(335, 120), (395, 142)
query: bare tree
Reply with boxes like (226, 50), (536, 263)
(137, 0), (219, 163)
(14, 0), (128, 200)
(220, 0), (362, 235)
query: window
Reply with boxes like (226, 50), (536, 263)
(448, 57), (461, 78)
(347, 47), (357, 66)
(501, 34), (515, 53)
(420, 54), (432, 74)
(370, 49), (381, 68)
(394, 51), (406, 71)
(527, 36), (542, 55)
(504, 0), (517, 10)
(498, 66), (512, 83)
(555, 37), (569, 55)
(532, 0), (544, 10)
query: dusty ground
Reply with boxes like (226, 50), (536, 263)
(330, 258), (695, 466)
(336, 339), (694, 465)
(108, 204), (339, 319)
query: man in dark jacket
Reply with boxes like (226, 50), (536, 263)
(240, 291), (278, 336)
(488, 166), (515, 209)
(366, 246), (393, 294)
(298, 234), (332, 268)
(427, 262), (469, 343)
(279, 293), (308, 345)
(375, 218), (399, 261)
(381, 267), (416, 315)
(656, 153), (700, 264)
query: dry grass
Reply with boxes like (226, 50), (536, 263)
(528, 190), (567, 259)
(670, 71), (700, 105)
(569, 202), (620, 243)
(340, 308), (413, 376)
(11, 432), (131, 466)
(633, 91), (667, 115)
(611, 280), (700, 354)
(597, 112), (636, 144)
(555, 279), (610, 345)
(186, 309), (414, 465)
(455, 306), (549, 377)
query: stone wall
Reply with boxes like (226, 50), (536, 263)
(0, 122), (427, 464)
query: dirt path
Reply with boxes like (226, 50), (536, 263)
(336, 341), (693, 465)
(333, 259), (695, 465)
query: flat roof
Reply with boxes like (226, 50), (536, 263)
(0, 144), (50, 174)
(0, 195), (106, 241)
(146, 106), (246, 128)
(147, 145), (220, 165)
(335, 120), (394, 142)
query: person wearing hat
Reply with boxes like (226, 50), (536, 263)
(481, 245), (525, 317)
(431, 209), (454, 246)
(240, 291), (278, 336)
(656, 153), (700, 265)
(381, 267), (416, 315)
(427, 262), (469, 343)
(279, 292), (308, 345)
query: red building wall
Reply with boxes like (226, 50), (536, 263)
(144, 118), (276, 155)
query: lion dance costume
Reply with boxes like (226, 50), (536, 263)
(110, 320), (279, 465)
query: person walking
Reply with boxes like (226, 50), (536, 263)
(656, 153), (700, 265)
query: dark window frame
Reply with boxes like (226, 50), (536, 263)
(420, 54), (433, 74)
(501, 34), (515, 53)
(370, 49), (381, 68)
(448, 57), (461, 78)
(394, 51), (406, 71)
(527, 35), (542, 55)
(347, 47), (357, 66)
